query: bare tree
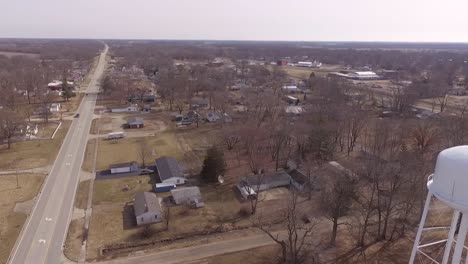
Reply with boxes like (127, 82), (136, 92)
(0, 109), (25, 149)
(255, 191), (319, 264)
(137, 138), (151, 167)
(320, 173), (356, 246)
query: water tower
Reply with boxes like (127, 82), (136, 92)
(410, 146), (468, 264)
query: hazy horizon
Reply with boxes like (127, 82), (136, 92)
(2, 0), (468, 42)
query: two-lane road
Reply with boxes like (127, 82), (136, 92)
(8, 45), (108, 264)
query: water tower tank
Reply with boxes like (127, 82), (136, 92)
(429, 145), (468, 211)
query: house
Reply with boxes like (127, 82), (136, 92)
(206, 112), (232, 123)
(110, 161), (140, 174)
(155, 157), (186, 185)
(190, 98), (209, 108)
(111, 104), (139, 113)
(47, 80), (75, 91)
(49, 103), (61, 112)
(237, 171), (293, 199)
(142, 105), (151, 113)
(206, 112), (221, 122)
(171, 187), (204, 208)
(285, 106), (304, 115)
(133, 192), (163, 226)
(282, 85), (300, 93)
(126, 117), (144, 128)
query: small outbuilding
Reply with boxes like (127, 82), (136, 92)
(127, 117), (144, 128)
(237, 171), (293, 199)
(110, 161), (139, 174)
(171, 187), (204, 208)
(133, 192), (163, 226)
(111, 104), (139, 113)
(155, 157), (186, 185)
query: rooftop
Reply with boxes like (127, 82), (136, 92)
(171, 187), (202, 200)
(134, 192), (161, 216)
(109, 161), (137, 169)
(155, 157), (184, 181)
(127, 116), (144, 124)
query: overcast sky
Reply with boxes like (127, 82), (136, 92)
(1, 0), (467, 42)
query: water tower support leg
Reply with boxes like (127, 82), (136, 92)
(410, 192), (433, 264)
(443, 210), (460, 264)
(452, 214), (468, 264)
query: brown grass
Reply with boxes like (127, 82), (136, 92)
(0, 174), (45, 263)
(195, 245), (279, 264)
(93, 175), (154, 205)
(64, 218), (85, 262)
(93, 132), (184, 171)
(75, 180), (91, 209)
(82, 139), (97, 172)
(0, 121), (71, 170)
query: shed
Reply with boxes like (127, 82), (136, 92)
(171, 187), (204, 207)
(237, 171), (292, 198)
(111, 104), (139, 113)
(127, 117), (144, 128)
(155, 157), (186, 185)
(133, 192), (163, 226)
(110, 161), (139, 174)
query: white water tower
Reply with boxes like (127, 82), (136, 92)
(410, 146), (468, 264)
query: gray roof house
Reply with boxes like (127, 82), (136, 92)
(171, 187), (204, 208)
(155, 157), (186, 185)
(127, 117), (144, 128)
(134, 192), (163, 226)
(110, 161), (139, 174)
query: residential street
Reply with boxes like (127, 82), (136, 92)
(7, 45), (108, 264)
(99, 232), (278, 264)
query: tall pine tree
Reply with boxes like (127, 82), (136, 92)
(200, 147), (226, 183)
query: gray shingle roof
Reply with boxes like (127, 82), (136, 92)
(155, 157), (183, 181)
(134, 192), (161, 216)
(127, 117), (144, 125)
(110, 161), (137, 169)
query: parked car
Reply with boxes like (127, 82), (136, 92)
(74, 113), (80, 118)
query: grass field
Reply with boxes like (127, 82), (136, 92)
(0, 121), (71, 170)
(75, 180), (91, 209)
(0, 174), (45, 263)
(63, 218), (84, 262)
(89, 131), (184, 171)
(93, 175), (154, 205)
(82, 140), (97, 172)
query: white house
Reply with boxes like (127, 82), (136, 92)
(111, 104), (139, 113)
(155, 157), (186, 185)
(49, 103), (61, 112)
(282, 85), (300, 93)
(133, 192), (163, 226)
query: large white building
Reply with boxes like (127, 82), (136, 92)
(347, 71), (381, 80)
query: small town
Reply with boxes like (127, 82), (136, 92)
(2, 2), (468, 264)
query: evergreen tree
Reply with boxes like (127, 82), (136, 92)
(200, 147), (226, 183)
